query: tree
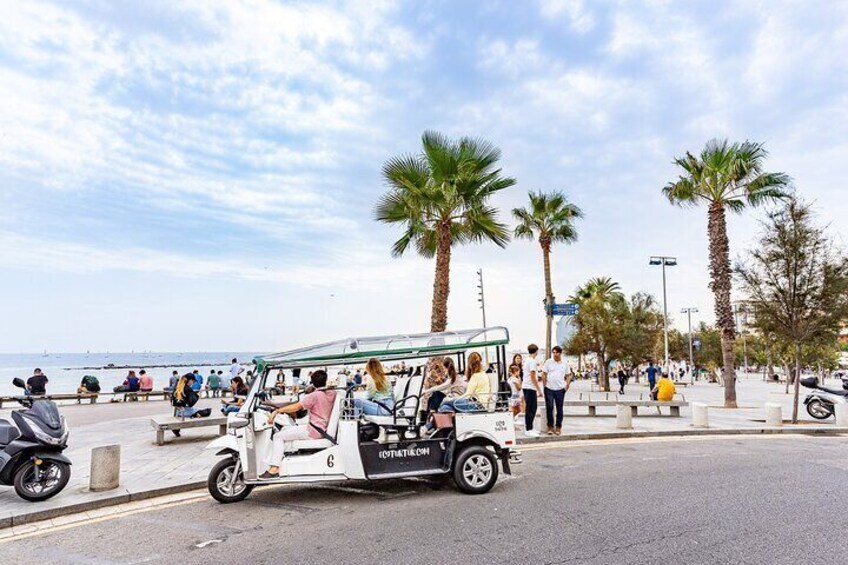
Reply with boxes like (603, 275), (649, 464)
(513, 191), (583, 355)
(737, 198), (848, 422)
(662, 139), (790, 407)
(619, 292), (664, 370)
(376, 131), (515, 332)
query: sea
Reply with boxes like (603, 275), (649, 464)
(0, 352), (262, 396)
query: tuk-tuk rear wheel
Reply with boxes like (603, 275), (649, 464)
(452, 445), (498, 494)
(208, 457), (253, 503)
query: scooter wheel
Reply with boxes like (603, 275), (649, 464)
(806, 399), (833, 420)
(208, 457), (253, 503)
(13, 460), (71, 502)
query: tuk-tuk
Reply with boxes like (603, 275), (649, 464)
(206, 327), (517, 502)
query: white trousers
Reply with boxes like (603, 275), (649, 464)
(268, 422), (311, 466)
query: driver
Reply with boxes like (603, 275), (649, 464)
(259, 370), (336, 480)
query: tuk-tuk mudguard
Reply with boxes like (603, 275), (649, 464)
(206, 434), (239, 455)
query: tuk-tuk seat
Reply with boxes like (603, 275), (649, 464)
(287, 390), (345, 452)
(362, 375), (423, 428)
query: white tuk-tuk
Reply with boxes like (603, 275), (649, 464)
(206, 327), (517, 502)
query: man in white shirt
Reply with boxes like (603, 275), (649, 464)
(230, 358), (243, 379)
(521, 344), (544, 438)
(541, 346), (571, 436)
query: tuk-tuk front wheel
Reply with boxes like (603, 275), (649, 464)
(453, 445), (498, 494)
(208, 457), (253, 503)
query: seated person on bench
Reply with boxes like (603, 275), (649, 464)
(438, 352), (489, 414)
(260, 370), (337, 480)
(354, 358), (394, 416)
(651, 373), (676, 401)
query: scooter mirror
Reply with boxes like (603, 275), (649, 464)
(12, 377), (26, 389)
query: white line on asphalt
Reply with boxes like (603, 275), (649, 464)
(0, 494), (209, 544)
(195, 539), (223, 548)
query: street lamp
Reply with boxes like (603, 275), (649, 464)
(733, 302), (749, 376)
(477, 268), (489, 366)
(681, 307), (699, 383)
(649, 256), (677, 372)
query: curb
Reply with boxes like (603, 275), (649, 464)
(3, 425), (845, 531)
(515, 425), (848, 445)
(1, 481), (205, 530)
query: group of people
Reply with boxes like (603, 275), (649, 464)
(507, 344), (572, 438)
(259, 353), (495, 479)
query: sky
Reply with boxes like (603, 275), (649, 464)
(1, 0), (847, 354)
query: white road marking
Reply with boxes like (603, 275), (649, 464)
(195, 539), (223, 548)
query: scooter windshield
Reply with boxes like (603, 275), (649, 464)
(26, 400), (63, 430)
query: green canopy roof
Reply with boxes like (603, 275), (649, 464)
(254, 327), (509, 370)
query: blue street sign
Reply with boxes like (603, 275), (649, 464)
(550, 303), (579, 316)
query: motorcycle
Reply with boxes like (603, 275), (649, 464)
(0, 378), (71, 501)
(800, 375), (848, 420)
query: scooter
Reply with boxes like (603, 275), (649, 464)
(0, 378), (72, 501)
(800, 376), (848, 420)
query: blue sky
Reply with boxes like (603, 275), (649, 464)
(1, 0), (846, 353)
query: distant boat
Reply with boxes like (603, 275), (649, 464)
(42, 349), (48, 357)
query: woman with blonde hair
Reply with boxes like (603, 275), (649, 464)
(354, 358), (394, 416)
(438, 352), (489, 413)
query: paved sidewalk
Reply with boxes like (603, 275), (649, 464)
(0, 374), (842, 528)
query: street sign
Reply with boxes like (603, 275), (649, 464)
(550, 303), (579, 316)
(693, 338), (701, 351)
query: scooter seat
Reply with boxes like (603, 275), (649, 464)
(0, 419), (20, 446)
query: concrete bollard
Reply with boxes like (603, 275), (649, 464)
(764, 402), (782, 426)
(691, 402), (709, 428)
(616, 404), (632, 429)
(835, 403), (848, 427)
(90, 445), (121, 491)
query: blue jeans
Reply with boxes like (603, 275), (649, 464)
(544, 387), (565, 429)
(176, 407), (198, 418)
(439, 398), (484, 413)
(221, 404), (240, 414)
(354, 398), (394, 416)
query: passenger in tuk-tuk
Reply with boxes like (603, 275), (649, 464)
(438, 352), (489, 413)
(354, 358), (394, 416)
(260, 370), (337, 480)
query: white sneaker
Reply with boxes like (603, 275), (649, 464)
(524, 429), (541, 438)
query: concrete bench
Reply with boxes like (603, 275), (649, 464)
(621, 400), (687, 417)
(122, 391), (170, 402)
(563, 399), (687, 417)
(150, 415), (229, 446)
(0, 393), (97, 408)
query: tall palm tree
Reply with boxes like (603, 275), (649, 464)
(376, 131), (515, 332)
(662, 138), (790, 407)
(513, 191), (583, 355)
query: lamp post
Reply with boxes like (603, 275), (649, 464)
(477, 268), (489, 366)
(649, 256), (677, 372)
(681, 307), (698, 384)
(733, 302), (749, 377)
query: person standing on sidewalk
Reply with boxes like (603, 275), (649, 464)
(645, 360), (659, 392)
(521, 344), (544, 438)
(541, 346), (570, 436)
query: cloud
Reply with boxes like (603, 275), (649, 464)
(538, 0), (595, 33)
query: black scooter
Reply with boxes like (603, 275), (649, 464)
(0, 378), (72, 501)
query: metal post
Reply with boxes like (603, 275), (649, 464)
(650, 256), (677, 374)
(682, 307), (698, 384)
(477, 268), (489, 366)
(662, 261), (669, 371)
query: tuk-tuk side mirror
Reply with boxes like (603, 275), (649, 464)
(12, 377), (26, 389)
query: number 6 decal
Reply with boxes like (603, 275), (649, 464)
(327, 454), (334, 468)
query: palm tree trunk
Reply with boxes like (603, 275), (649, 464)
(598, 350), (609, 391)
(430, 221), (452, 333)
(792, 342), (801, 423)
(707, 202), (737, 408)
(541, 241), (554, 356)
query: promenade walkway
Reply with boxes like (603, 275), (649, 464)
(1, 373), (842, 530)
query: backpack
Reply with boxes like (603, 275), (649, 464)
(81, 375), (101, 393)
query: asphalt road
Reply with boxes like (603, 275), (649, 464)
(3, 435), (848, 564)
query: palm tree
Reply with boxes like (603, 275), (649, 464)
(376, 131), (515, 332)
(662, 138), (790, 407)
(513, 191), (583, 355)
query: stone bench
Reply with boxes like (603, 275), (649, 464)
(150, 415), (229, 446)
(562, 399), (687, 417)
